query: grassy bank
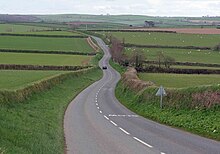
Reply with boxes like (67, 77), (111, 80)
(0, 68), (102, 153)
(115, 81), (220, 141)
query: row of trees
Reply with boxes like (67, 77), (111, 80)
(109, 36), (176, 69)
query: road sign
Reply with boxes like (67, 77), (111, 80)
(156, 86), (167, 109)
(156, 86), (167, 96)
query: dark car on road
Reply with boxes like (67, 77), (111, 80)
(102, 66), (107, 70)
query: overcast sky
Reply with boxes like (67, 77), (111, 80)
(0, 0), (220, 17)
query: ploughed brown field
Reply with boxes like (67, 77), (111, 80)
(126, 28), (220, 34)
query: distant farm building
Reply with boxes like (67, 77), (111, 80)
(144, 21), (155, 27)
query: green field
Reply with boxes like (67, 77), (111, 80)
(0, 69), (102, 153)
(0, 36), (93, 52)
(101, 32), (220, 47)
(138, 73), (220, 88)
(125, 48), (220, 64)
(0, 70), (65, 90)
(0, 24), (51, 33)
(17, 30), (84, 36)
(0, 52), (92, 66)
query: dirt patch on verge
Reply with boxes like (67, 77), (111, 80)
(122, 67), (154, 91)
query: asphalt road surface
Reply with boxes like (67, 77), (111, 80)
(64, 37), (220, 154)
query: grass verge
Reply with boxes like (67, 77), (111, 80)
(115, 81), (220, 141)
(0, 68), (102, 153)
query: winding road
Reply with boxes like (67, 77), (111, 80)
(64, 37), (220, 154)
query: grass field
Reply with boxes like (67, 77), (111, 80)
(138, 73), (220, 88)
(0, 52), (92, 66)
(0, 68), (102, 153)
(101, 32), (220, 47)
(0, 36), (93, 52)
(0, 70), (65, 90)
(0, 24), (51, 33)
(17, 30), (84, 36)
(125, 48), (220, 64)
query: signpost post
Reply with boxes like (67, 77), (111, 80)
(156, 86), (167, 109)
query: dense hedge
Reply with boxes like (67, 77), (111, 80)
(0, 67), (97, 105)
(137, 66), (220, 74)
(0, 64), (92, 71)
(144, 61), (220, 67)
(87, 29), (177, 33)
(0, 49), (96, 56)
(125, 43), (211, 50)
(0, 33), (87, 38)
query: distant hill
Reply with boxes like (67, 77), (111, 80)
(0, 14), (41, 23)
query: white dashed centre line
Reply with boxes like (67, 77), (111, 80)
(97, 107), (100, 109)
(133, 137), (153, 148)
(104, 115), (109, 120)
(119, 127), (130, 135)
(100, 111), (102, 114)
(110, 120), (118, 126)
(96, 103), (98, 106)
(161, 152), (166, 154)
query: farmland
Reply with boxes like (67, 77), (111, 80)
(0, 52), (92, 66)
(100, 31), (220, 47)
(0, 24), (51, 33)
(125, 48), (220, 64)
(0, 70), (64, 90)
(138, 73), (220, 88)
(16, 30), (84, 36)
(0, 36), (93, 52)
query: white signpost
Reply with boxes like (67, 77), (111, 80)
(156, 86), (167, 109)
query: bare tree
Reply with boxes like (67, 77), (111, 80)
(164, 56), (175, 69)
(110, 37), (124, 63)
(156, 51), (165, 68)
(130, 49), (146, 68)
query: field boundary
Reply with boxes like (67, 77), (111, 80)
(87, 29), (177, 33)
(144, 61), (220, 67)
(0, 49), (96, 55)
(0, 33), (87, 38)
(0, 67), (97, 105)
(137, 65), (220, 74)
(125, 43), (212, 50)
(0, 64), (92, 71)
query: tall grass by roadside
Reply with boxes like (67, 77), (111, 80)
(115, 81), (220, 141)
(0, 68), (102, 153)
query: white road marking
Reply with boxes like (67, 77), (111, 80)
(119, 127), (130, 135)
(133, 137), (153, 148)
(161, 152), (166, 154)
(100, 111), (102, 114)
(110, 120), (118, 126)
(104, 115), (109, 120)
(96, 103), (98, 106)
(95, 100), (98, 103)
(97, 107), (100, 109)
(109, 114), (139, 117)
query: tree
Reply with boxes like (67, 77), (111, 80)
(110, 37), (124, 63)
(156, 51), (165, 68)
(130, 50), (146, 69)
(213, 43), (220, 51)
(164, 56), (175, 69)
